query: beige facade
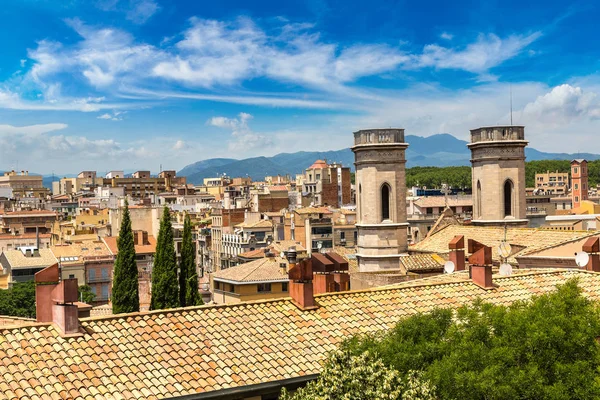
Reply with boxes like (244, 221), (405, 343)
(0, 171), (49, 198)
(469, 126), (528, 226)
(534, 171), (569, 195)
(352, 129), (409, 271)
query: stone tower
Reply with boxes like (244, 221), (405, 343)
(352, 129), (409, 271)
(571, 159), (588, 209)
(468, 126), (528, 226)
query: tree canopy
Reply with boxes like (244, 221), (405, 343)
(0, 281), (36, 318)
(111, 200), (140, 314)
(179, 213), (201, 307)
(335, 279), (600, 400)
(151, 207), (179, 310)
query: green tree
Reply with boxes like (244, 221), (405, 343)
(151, 207), (179, 310)
(78, 285), (96, 303)
(0, 281), (36, 318)
(179, 213), (201, 307)
(342, 279), (600, 399)
(280, 349), (435, 400)
(111, 200), (140, 314)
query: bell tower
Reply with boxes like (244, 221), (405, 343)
(469, 126), (528, 226)
(352, 129), (409, 271)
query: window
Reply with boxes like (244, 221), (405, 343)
(575, 184), (579, 190)
(281, 282), (288, 292)
(575, 196), (579, 202)
(504, 180), (514, 217)
(68, 274), (75, 279)
(101, 268), (109, 280)
(381, 184), (391, 220)
(476, 180), (482, 218)
(354, 231), (358, 242)
(340, 231), (345, 240)
(574, 167), (579, 174)
(101, 284), (109, 299)
(89, 269), (96, 280)
(257, 283), (272, 293)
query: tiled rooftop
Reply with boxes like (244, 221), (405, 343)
(0, 248), (57, 269)
(103, 235), (157, 255)
(51, 241), (112, 264)
(413, 195), (472, 208)
(400, 253), (445, 272)
(411, 225), (597, 263)
(212, 257), (288, 283)
(234, 220), (273, 229)
(0, 269), (598, 399)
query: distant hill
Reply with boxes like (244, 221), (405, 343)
(179, 133), (600, 184)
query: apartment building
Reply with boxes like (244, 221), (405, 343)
(0, 170), (49, 199)
(210, 208), (246, 270)
(0, 210), (57, 235)
(301, 160), (351, 208)
(284, 207), (334, 254)
(534, 171), (569, 195)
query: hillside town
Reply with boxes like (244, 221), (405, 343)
(2, 126), (600, 398)
(3, 0), (600, 398)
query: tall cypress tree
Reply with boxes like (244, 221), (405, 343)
(180, 213), (202, 306)
(111, 200), (139, 314)
(151, 207), (179, 310)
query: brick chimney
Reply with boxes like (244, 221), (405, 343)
(583, 237), (600, 272)
(312, 252), (350, 294)
(287, 247), (317, 310)
(35, 264), (82, 337)
(448, 235), (466, 271)
(468, 239), (494, 289)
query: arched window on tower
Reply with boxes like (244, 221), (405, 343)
(381, 183), (391, 221)
(476, 180), (482, 218)
(504, 179), (514, 217)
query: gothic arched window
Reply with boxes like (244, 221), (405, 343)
(504, 179), (514, 217)
(381, 183), (391, 221)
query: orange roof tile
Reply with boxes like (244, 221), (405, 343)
(307, 159), (329, 169)
(0, 269), (598, 398)
(212, 257), (288, 283)
(102, 235), (157, 255)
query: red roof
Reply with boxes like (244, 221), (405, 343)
(308, 159), (328, 169)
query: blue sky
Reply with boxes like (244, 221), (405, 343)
(1, 0), (599, 174)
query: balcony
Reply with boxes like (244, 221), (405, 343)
(312, 233), (332, 239)
(88, 276), (111, 283)
(309, 217), (332, 225)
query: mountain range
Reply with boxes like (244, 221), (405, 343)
(179, 134), (600, 184)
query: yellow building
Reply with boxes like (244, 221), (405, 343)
(211, 256), (289, 303)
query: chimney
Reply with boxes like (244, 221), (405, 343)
(142, 231), (148, 245)
(34, 264), (82, 337)
(468, 239), (494, 289)
(287, 247), (317, 310)
(133, 231), (140, 246)
(448, 235), (466, 271)
(583, 237), (600, 272)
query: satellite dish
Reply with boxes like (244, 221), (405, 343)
(444, 261), (455, 274)
(498, 242), (512, 259)
(499, 263), (513, 276)
(575, 251), (590, 267)
(280, 251), (285, 259)
(317, 241), (323, 249)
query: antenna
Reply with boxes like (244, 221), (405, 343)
(510, 84), (513, 126)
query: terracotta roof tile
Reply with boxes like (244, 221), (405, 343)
(411, 225), (597, 263)
(0, 269), (598, 398)
(212, 257), (288, 283)
(399, 253), (445, 272)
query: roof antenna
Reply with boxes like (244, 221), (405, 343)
(510, 84), (513, 126)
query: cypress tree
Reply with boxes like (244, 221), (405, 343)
(111, 200), (139, 314)
(151, 207), (179, 310)
(180, 213), (202, 306)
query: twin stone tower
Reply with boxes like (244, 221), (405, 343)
(352, 126), (527, 272)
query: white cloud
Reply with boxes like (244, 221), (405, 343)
(417, 32), (541, 74)
(440, 32), (453, 40)
(95, 0), (160, 24)
(97, 113), (112, 119)
(97, 110), (126, 120)
(209, 112), (274, 152)
(126, 0), (160, 24)
(521, 84), (600, 122)
(172, 140), (186, 150)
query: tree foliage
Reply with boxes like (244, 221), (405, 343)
(0, 281), (36, 318)
(280, 349), (435, 400)
(180, 213), (202, 307)
(341, 279), (600, 400)
(78, 285), (96, 304)
(151, 207), (179, 310)
(406, 166), (472, 189)
(111, 200), (140, 314)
